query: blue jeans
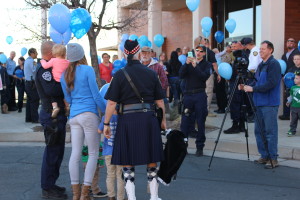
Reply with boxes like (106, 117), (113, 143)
(254, 106), (279, 160)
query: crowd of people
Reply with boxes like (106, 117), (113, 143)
(0, 35), (299, 200)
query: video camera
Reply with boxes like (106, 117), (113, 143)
(233, 50), (249, 72)
(235, 57), (249, 70)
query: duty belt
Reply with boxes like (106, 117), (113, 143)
(184, 88), (205, 95)
(121, 103), (154, 114)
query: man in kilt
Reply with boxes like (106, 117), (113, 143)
(103, 39), (166, 200)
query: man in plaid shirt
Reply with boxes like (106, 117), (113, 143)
(141, 46), (169, 92)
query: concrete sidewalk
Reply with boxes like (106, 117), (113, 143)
(0, 104), (300, 161)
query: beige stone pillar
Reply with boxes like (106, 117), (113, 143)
(192, 0), (211, 48)
(261, 0), (285, 115)
(117, 5), (130, 58)
(261, 0), (285, 59)
(148, 0), (162, 56)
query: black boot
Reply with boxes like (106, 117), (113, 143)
(224, 121), (240, 134)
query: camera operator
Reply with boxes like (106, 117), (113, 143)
(241, 40), (281, 169)
(241, 38), (263, 123)
(223, 41), (249, 134)
(179, 45), (211, 157)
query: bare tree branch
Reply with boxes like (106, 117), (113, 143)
(24, 0), (149, 87)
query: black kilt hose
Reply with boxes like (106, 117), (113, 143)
(111, 111), (164, 166)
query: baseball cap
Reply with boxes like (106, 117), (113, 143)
(240, 38), (253, 46)
(141, 46), (151, 52)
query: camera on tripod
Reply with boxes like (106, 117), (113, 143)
(235, 57), (249, 71)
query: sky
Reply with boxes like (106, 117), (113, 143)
(0, 0), (118, 61)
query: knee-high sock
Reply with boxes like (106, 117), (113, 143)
(123, 167), (135, 183)
(147, 167), (158, 181)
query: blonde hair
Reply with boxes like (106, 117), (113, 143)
(52, 44), (66, 58)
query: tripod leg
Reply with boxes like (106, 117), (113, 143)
(242, 105), (250, 161)
(208, 77), (240, 170)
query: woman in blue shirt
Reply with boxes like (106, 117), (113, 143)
(60, 43), (102, 200)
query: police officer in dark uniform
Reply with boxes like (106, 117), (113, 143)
(103, 40), (165, 200)
(179, 45), (211, 157)
(223, 41), (249, 134)
(35, 41), (68, 199)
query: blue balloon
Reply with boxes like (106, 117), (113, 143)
(6, 36), (13, 44)
(70, 8), (92, 39)
(284, 72), (295, 89)
(113, 60), (122, 69)
(154, 34), (164, 47)
(186, 0), (200, 12)
(119, 42), (125, 52)
(48, 4), (71, 34)
(214, 31), (224, 43)
(138, 35), (149, 47)
(98, 83), (110, 113)
(121, 34), (129, 42)
(100, 83), (110, 99)
(121, 58), (127, 67)
(225, 18), (236, 34)
(97, 55), (101, 64)
(202, 29), (210, 38)
(218, 62), (232, 80)
(0, 54), (7, 64)
(277, 59), (287, 75)
(147, 41), (152, 48)
(50, 26), (72, 45)
(111, 67), (121, 76)
(15, 69), (24, 78)
(129, 34), (138, 40)
(98, 97), (106, 113)
(178, 55), (187, 65)
(21, 47), (27, 57)
(201, 17), (213, 32)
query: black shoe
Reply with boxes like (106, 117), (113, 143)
(32, 120), (40, 124)
(217, 109), (225, 114)
(224, 123), (240, 134)
(93, 191), (108, 198)
(8, 106), (18, 111)
(195, 149), (203, 157)
(53, 185), (66, 193)
(42, 188), (68, 199)
(18, 108), (22, 113)
(278, 115), (290, 120)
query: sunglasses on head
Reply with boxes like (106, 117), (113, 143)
(287, 40), (295, 42)
(195, 49), (204, 52)
(294, 71), (300, 75)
